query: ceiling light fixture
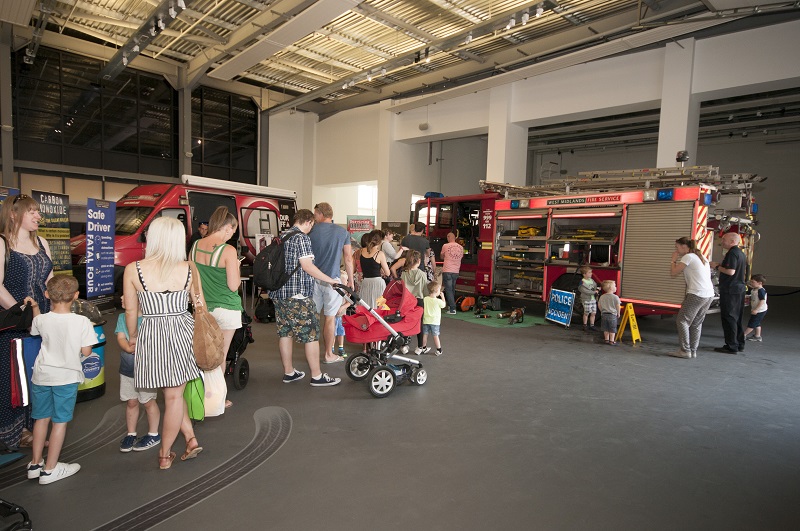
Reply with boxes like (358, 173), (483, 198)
(342, 83), (348, 90)
(169, 6), (177, 18)
(348, 80), (355, 87)
(536, 4), (544, 17)
(728, 114), (734, 121)
(380, 68), (387, 76)
(132, 44), (140, 53)
(177, 0), (186, 9)
(506, 16), (516, 30)
(122, 54), (129, 66)
(465, 32), (473, 45)
(150, 25), (157, 36)
(521, 12), (530, 25)
(424, 48), (430, 63)
(157, 17), (165, 30)
(367, 74), (372, 82)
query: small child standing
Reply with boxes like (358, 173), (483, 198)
(420, 280), (446, 356)
(745, 273), (768, 342)
(401, 251), (429, 354)
(578, 266), (599, 331)
(116, 296), (161, 453)
(333, 270), (349, 358)
(26, 275), (98, 485)
(597, 280), (621, 345)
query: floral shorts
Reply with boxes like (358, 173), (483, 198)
(274, 297), (319, 343)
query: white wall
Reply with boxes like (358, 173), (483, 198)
(315, 105), (381, 186)
(310, 182), (373, 224)
(268, 111), (316, 208)
(439, 136), (487, 195)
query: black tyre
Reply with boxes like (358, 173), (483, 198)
(367, 366), (395, 398)
(345, 353), (371, 381)
(232, 357), (249, 390)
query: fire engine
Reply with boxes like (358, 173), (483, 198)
(413, 166), (762, 315)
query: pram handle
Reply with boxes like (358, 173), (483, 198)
(332, 283), (359, 302)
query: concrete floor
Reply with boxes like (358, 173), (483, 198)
(2, 292), (800, 530)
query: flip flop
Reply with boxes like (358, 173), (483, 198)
(181, 437), (203, 461)
(322, 355), (345, 364)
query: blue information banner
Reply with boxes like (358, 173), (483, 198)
(86, 199), (116, 298)
(545, 288), (575, 326)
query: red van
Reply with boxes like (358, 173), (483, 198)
(70, 174), (297, 296)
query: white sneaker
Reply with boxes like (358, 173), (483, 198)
(414, 347), (423, 355)
(39, 462), (81, 485)
(27, 460), (44, 479)
(668, 350), (691, 359)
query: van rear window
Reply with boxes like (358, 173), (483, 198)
(116, 206), (152, 235)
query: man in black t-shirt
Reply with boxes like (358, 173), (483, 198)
(711, 232), (747, 354)
(401, 222), (431, 271)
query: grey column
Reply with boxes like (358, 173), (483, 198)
(178, 73), (193, 177)
(259, 108), (269, 186)
(0, 24), (15, 186)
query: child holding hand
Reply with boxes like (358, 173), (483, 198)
(745, 274), (768, 342)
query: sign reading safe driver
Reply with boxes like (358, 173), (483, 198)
(545, 289), (575, 326)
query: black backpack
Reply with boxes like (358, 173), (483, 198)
(253, 231), (301, 292)
(253, 296), (275, 323)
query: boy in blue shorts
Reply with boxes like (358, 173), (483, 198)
(26, 275), (98, 485)
(419, 280), (446, 356)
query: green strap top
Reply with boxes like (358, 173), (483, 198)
(190, 241), (243, 312)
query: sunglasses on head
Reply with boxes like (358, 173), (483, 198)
(12, 194), (30, 205)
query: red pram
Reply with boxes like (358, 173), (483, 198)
(334, 281), (427, 398)
(342, 280), (422, 343)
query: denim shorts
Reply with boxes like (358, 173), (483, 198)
(275, 297), (320, 343)
(335, 316), (345, 337)
(313, 279), (343, 317)
(601, 313), (618, 333)
(31, 382), (79, 423)
(422, 323), (441, 336)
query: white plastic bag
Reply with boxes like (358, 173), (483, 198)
(203, 365), (227, 417)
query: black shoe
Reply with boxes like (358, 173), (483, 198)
(714, 346), (737, 354)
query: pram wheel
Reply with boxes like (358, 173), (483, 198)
(232, 357), (249, 390)
(411, 368), (427, 385)
(367, 366), (395, 398)
(345, 354), (371, 381)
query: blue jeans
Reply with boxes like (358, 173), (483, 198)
(442, 273), (458, 312)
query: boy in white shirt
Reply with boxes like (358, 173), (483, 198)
(25, 275), (98, 485)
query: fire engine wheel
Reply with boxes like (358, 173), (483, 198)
(232, 357), (249, 390)
(411, 368), (427, 385)
(367, 366), (395, 398)
(345, 354), (371, 381)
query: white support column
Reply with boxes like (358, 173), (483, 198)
(657, 38), (700, 167)
(486, 85), (527, 186)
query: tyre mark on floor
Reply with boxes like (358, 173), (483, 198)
(93, 406), (291, 531)
(0, 403), (127, 491)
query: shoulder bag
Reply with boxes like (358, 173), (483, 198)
(188, 262), (225, 371)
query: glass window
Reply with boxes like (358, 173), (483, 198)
(140, 132), (173, 158)
(16, 78), (61, 112)
(63, 119), (102, 146)
(115, 206), (152, 235)
(231, 145), (255, 170)
(241, 207), (279, 253)
(230, 121), (257, 144)
(103, 97), (138, 125)
(61, 54), (101, 87)
(17, 110), (61, 142)
(203, 113), (230, 141)
(61, 86), (102, 118)
(204, 141), (230, 166)
(103, 123), (139, 153)
(437, 204), (454, 228)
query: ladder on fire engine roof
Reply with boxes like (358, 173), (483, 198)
(480, 166), (767, 198)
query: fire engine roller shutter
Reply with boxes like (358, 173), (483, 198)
(620, 201), (695, 306)
(497, 209), (548, 218)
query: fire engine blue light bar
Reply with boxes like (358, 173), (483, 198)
(703, 193), (712, 206)
(511, 200), (520, 208)
(656, 189), (674, 201)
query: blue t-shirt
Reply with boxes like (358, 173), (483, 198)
(115, 313), (142, 378)
(309, 222), (350, 278)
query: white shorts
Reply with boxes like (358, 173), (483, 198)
(119, 374), (157, 404)
(211, 307), (243, 330)
(313, 279), (343, 317)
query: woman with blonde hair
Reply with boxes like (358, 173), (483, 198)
(189, 206), (242, 415)
(669, 236), (714, 359)
(122, 217), (202, 469)
(0, 194), (53, 448)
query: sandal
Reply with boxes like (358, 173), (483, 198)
(159, 451), (177, 470)
(181, 437), (203, 461)
(18, 430), (34, 448)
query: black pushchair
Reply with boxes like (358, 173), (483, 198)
(334, 281), (427, 398)
(225, 311), (254, 389)
(0, 498), (31, 531)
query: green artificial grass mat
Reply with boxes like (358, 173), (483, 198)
(442, 309), (545, 328)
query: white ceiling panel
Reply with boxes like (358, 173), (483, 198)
(0, 0), (36, 27)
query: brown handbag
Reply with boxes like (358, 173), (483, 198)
(189, 262), (225, 371)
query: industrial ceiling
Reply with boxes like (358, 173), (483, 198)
(3, 0), (799, 136)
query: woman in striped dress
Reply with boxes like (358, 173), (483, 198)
(122, 217), (203, 470)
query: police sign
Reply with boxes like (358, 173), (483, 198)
(545, 289), (575, 327)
